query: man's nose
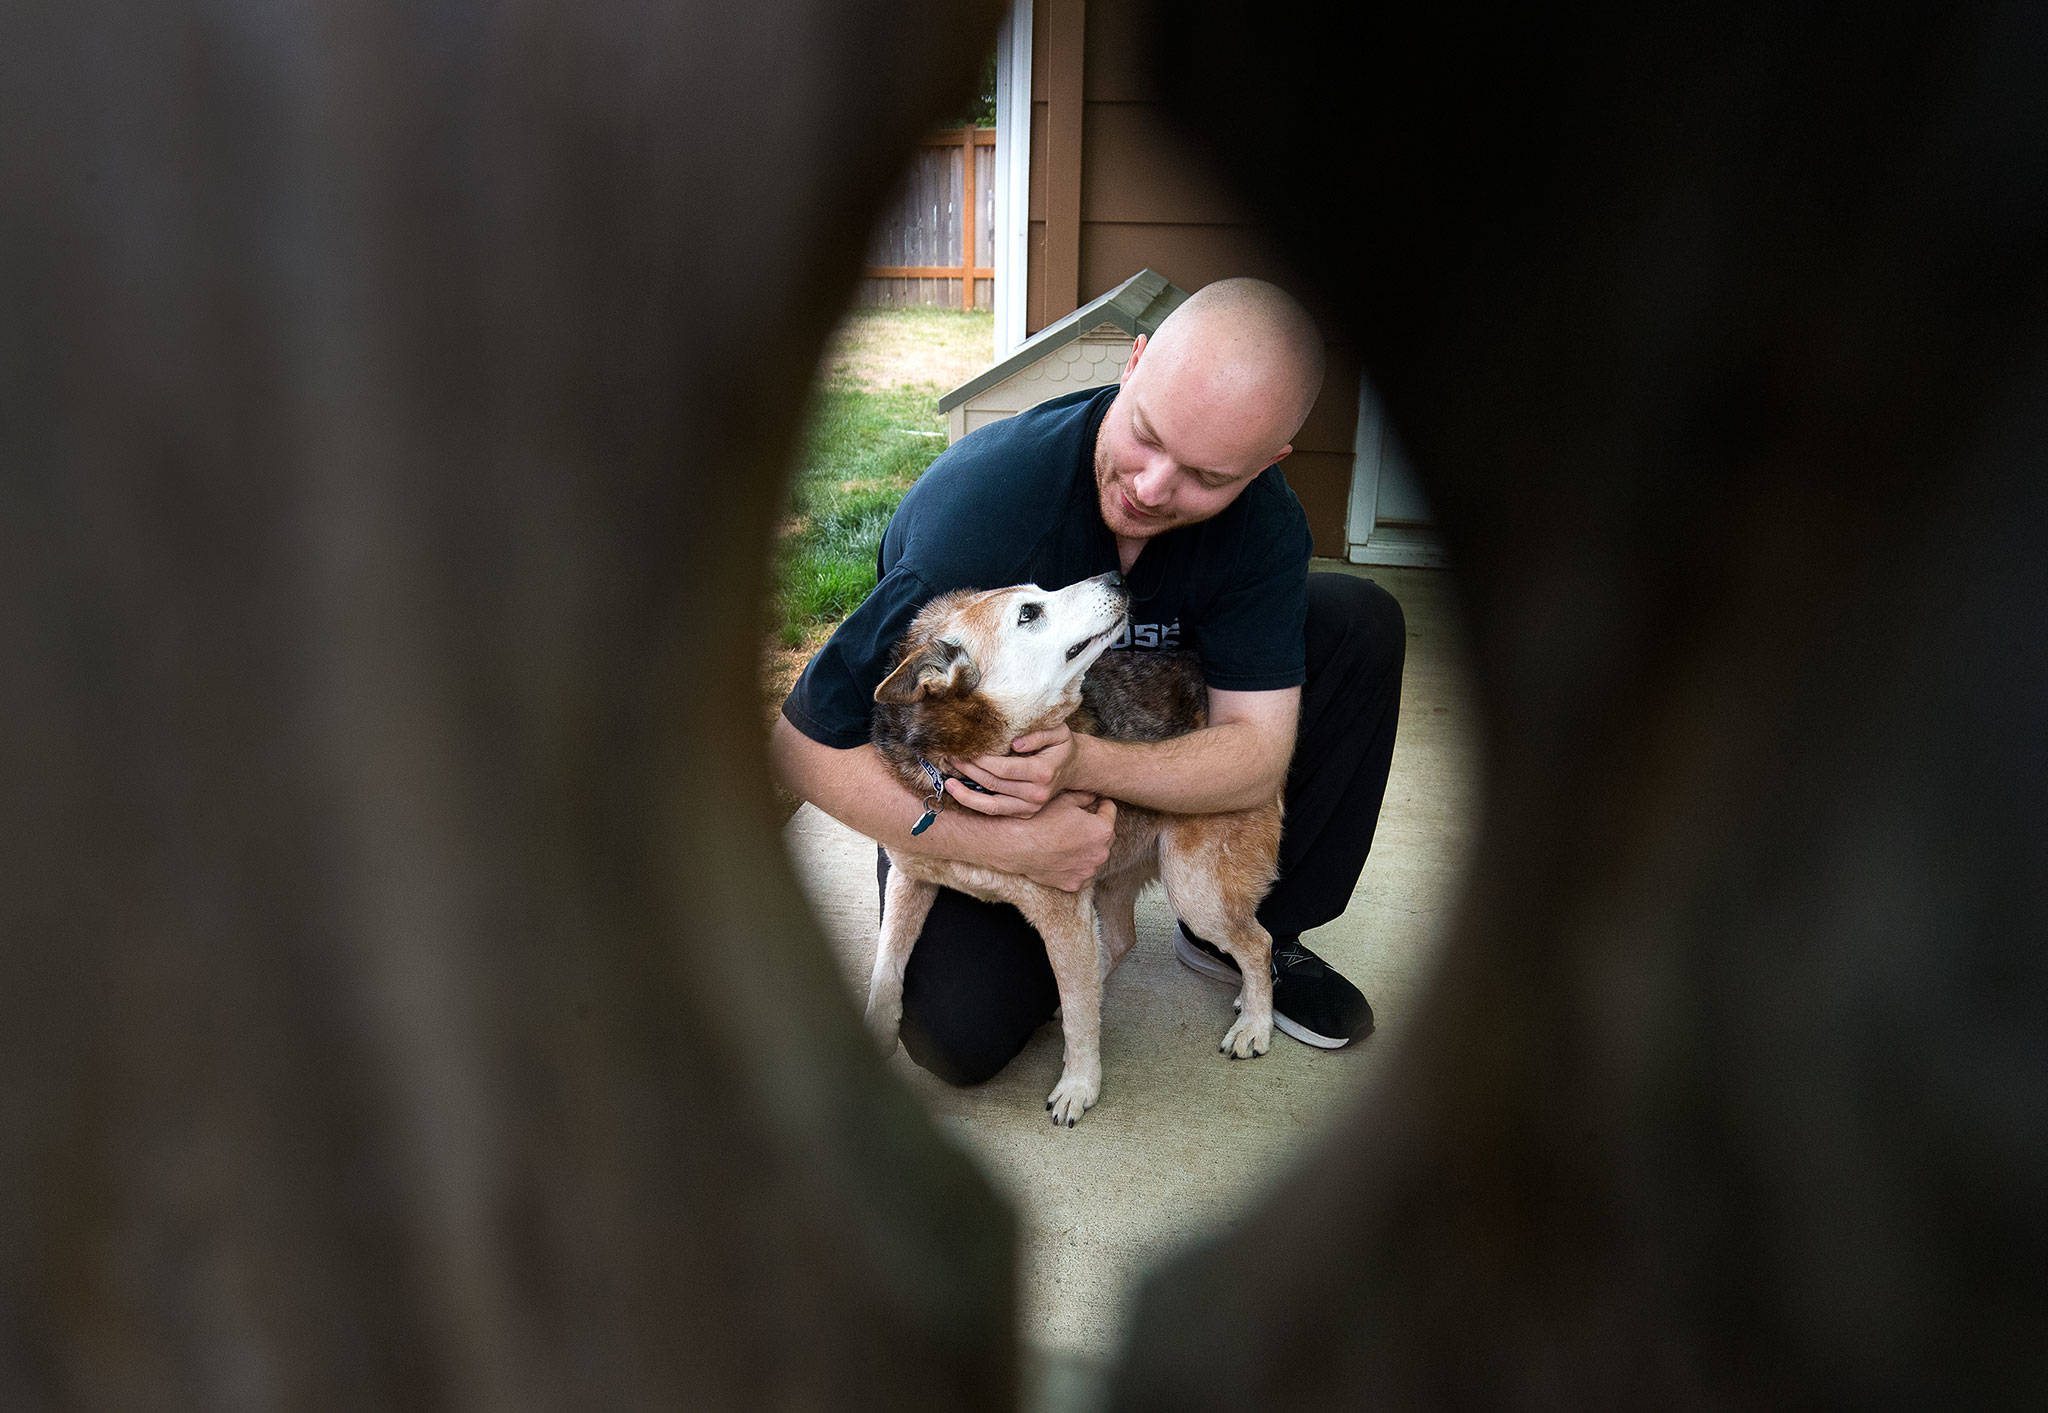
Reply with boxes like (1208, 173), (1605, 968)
(1130, 459), (1174, 505)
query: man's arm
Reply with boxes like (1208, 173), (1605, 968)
(768, 714), (1116, 892)
(940, 684), (1299, 817)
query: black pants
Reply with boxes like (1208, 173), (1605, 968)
(880, 572), (1407, 1086)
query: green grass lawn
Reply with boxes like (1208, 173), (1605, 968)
(770, 376), (949, 649)
(774, 370), (950, 643)
(762, 306), (992, 753)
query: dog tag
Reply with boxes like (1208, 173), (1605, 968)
(911, 807), (938, 836)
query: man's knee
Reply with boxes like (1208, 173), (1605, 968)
(894, 889), (1059, 1087)
(899, 1005), (1026, 1087)
(1306, 572), (1407, 675)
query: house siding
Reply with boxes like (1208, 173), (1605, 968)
(1024, 0), (1356, 555)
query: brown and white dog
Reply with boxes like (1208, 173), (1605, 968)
(864, 571), (1284, 1126)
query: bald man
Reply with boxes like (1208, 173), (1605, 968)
(772, 278), (1405, 1084)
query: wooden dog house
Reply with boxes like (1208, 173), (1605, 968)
(937, 268), (1184, 445)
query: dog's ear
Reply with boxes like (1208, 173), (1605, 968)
(874, 640), (980, 704)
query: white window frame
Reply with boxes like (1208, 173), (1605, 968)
(1346, 375), (1449, 567)
(992, 1), (1033, 360)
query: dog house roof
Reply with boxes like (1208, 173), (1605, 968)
(936, 269), (1190, 414)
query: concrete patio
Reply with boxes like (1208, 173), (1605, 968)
(782, 560), (1482, 1376)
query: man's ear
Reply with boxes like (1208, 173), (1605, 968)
(1118, 333), (1147, 384)
(874, 640), (981, 704)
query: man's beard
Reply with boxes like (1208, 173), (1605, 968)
(1095, 438), (1170, 540)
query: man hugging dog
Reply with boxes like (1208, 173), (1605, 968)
(771, 278), (1406, 1086)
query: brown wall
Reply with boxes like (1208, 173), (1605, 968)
(1025, 0), (1356, 554)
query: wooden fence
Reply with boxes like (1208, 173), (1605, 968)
(860, 126), (995, 312)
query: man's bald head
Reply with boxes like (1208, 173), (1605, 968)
(1130, 278), (1326, 458)
(1094, 278), (1328, 550)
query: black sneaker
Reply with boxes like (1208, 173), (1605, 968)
(1172, 923), (1374, 1048)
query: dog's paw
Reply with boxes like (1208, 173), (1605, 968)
(1045, 1071), (1099, 1128)
(1219, 1013), (1272, 1060)
(864, 998), (902, 1055)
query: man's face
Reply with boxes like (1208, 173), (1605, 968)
(1093, 335), (1293, 543)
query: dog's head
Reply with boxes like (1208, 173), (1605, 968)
(873, 572), (1129, 733)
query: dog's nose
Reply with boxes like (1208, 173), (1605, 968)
(1101, 570), (1124, 590)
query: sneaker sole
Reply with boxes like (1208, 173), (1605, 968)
(1172, 928), (1356, 1050)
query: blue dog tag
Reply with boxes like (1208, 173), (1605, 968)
(911, 807), (937, 836)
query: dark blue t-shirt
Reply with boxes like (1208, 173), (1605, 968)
(781, 384), (1312, 750)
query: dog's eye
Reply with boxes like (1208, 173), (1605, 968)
(1017, 603), (1042, 625)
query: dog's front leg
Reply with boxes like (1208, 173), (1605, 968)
(1017, 887), (1103, 1127)
(867, 859), (938, 1053)
(1094, 868), (1145, 985)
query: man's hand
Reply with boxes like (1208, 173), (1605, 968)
(943, 725), (1084, 817)
(998, 791), (1117, 891)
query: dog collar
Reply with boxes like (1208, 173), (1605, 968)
(908, 755), (996, 835)
(910, 756), (947, 835)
